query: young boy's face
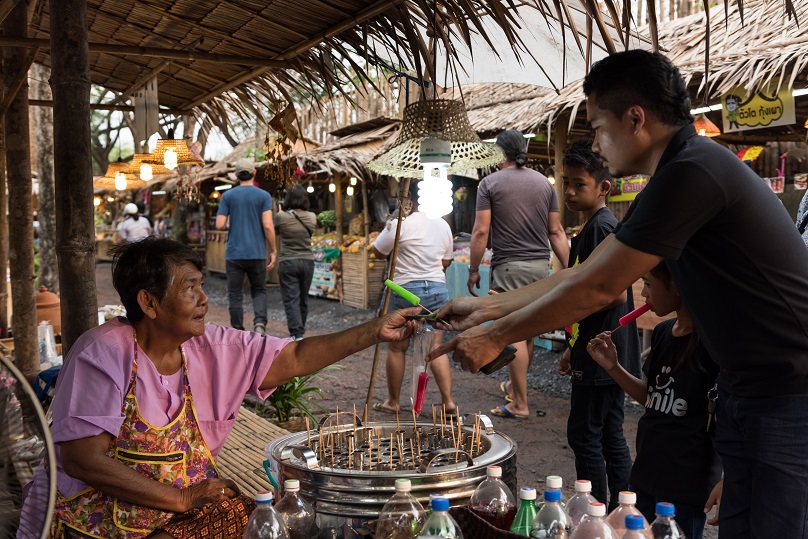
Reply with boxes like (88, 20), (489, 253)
(562, 164), (608, 212)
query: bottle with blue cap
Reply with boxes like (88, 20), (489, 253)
(649, 503), (684, 539)
(530, 489), (572, 538)
(621, 514), (652, 538)
(510, 487), (539, 536)
(243, 490), (290, 539)
(416, 495), (463, 538)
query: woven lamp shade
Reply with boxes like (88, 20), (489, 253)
(693, 114), (721, 137)
(95, 160), (147, 189)
(128, 154), (172, 177)
(144, 130), (204, 168)
(367, 99), (504, 178)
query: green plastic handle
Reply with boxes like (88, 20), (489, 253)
(384, 279), (421, 306)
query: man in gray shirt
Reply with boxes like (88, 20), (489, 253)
(468, 129), (569, 419)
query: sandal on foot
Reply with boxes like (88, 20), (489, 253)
(372, 402), (400, 415)
(499, 381), (514, 403)
(490, 404), (528, 420)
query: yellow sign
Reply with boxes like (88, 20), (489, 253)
(608, 175), (649, 203)
(722, 80), (796, 133)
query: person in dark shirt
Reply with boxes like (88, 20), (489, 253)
(588, 263), (722, 539)
(429, 50), (808, 537)
(557, 140), (640, 510)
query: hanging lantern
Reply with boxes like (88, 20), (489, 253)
(145, 128), (204, 170)
(307, 181), (315, 193)
(693, 114), (721, 137)
(418, 138), (454, 219)
(128, 153), (171, 181)
(114, 171), (127, 191)
(95, 159), (146, 190)
(346, 185), (355, 197)
(350, 177), (357, 186)
(328, 182), (336, 193)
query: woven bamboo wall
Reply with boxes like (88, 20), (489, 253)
(341, 251), (385, 309)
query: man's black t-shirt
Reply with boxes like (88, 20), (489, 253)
(567, 207), (641, 385)
(615, 124), (808, 397)
(630, 319), (722, 507)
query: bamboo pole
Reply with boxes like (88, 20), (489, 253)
(0, 119), (8, 338)
(51, 0), (98, 358)
(553, 111), (570, 274)
(363, 178), (411, 422)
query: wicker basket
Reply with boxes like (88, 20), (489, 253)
(341, 250), (385, 309)
(449, 506), (525, 539)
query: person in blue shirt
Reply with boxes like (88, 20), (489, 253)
(215, 158), (276, 335)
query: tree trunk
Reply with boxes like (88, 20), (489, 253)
(0, 119), (8, 338)
(32, 63), (59, 295)
(50, 0), (98, 359)
(4, 0), (37, 379)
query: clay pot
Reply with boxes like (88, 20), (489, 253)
(36, 285), (61, 335)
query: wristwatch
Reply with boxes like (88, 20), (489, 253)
(468, 267), (479, 274)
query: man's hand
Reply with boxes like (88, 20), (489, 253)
(586, 331), (618, 372)
(180, 478), (241, 512)
(266, 251), (277, 271)
(558, 348), (571, 376)
(467, 271), (481, 297)
(705, 477), (723, 526)
(431, 296), (490, 332)
(427, 323), (505, 373)
(376, 307), (421, 342)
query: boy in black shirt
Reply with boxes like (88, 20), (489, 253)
(558, 141), (641, 510)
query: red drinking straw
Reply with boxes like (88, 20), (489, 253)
(610, 303), (652, 333)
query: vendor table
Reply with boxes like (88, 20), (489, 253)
(445, 261), (491, 299)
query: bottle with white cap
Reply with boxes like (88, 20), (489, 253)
(275, 479), (316, 539)
(537, 476), (567, 511)
(569, 503), (619, 539)
(510, 487), (539, 536)
(530, 490), (571, 538)
(469, 465), (517, 530)
(566, 480), (598, 529)
(606, 492), (647, 535)
(243, 490), (290, 539)
(376, 478), (426, 539)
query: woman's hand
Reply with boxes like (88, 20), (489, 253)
(705, 477), (723, 526)
(180, 478), (242, 512)
(586, 331), (618, 372)
(376, 307), (421, 342)
(431, 296), (490, 332)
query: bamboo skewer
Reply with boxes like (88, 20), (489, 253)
(306, 416), (311, 448)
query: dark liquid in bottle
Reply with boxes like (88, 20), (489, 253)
(471, 506), (518, 531)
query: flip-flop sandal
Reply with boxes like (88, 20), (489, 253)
(490, 404), (528, 420)
(499, 381), (514, 403)
(372, 402), (400, 415)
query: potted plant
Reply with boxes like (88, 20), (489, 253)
(317, 210), (337, 233)
(258, 365), (342, 431)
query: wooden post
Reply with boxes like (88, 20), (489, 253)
(334, 176), (344, 247)
(50, 0), (98, 357)
(4, 0), (37, 379)
(553, 112), (570, 273)
(0, 111), (8, 337)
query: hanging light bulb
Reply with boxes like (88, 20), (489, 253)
(164, 147), (178, 170)
(114, 171), (128, 191)
(350, 177), (357, 186)
(346, 185), (355, 197)
(418, 138), (453, 219)
(328, 182), (336, 193)
(93, 197), (101, 207)
(307, 181), (315, 193)
(140, 163), (154, 181)
(107, 197), (115, 202)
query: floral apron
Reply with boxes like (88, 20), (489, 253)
(51, 333), (219, 538)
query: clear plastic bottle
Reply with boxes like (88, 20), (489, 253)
(606, 492), (647, 536)
(566, 480), (598, 529)
(621, 515), (653, 538)
(469, 465), (517, 531)
(538, 476), (567, 511)
(649, 503), (685, 539)
(416, 495), (463, 539)
(275, 479), (316, 539)
(569, 503), (618, 539)
(376, 478), (427, 539)
(243, 491), (290, 539)
(510, 487), (539, 536)
(530, 490), (572, 538)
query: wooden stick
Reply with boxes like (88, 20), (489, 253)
(450, 416), (456, 448)
(336, 405), (340, 443)
(390, 434), (394, 469)
(353, 404), (358, 440)
(306, 416), (311, 448)
(409, 438), (417, 467)
(432, 404), (437, 433)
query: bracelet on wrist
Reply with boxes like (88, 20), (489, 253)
(468, 267), (479, 274)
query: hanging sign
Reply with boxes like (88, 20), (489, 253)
(607, 175), (649, 203)
(721, 79), (796, 133)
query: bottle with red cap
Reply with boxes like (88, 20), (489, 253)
(566, 480), (598, 529)
(469, 465), (517, 530)
(243, 491), (290, 539)
(606, 492), (647, 536)
(569, 503), (619, 539)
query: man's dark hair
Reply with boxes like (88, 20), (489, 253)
(583, 50), (693, 126)
(110, 238), (203, 323)
(236, 170), (254, 181)
(495, 129), (528, 167)
(562, 140), (611, 185)
(284, 184), (310, 210)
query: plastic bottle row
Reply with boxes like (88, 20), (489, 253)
(243, 479), (316, 539)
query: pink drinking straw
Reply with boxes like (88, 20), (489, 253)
(610, 303), (652, 333)
(413, 371), (429, 416)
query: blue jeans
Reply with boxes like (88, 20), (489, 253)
(278, 259), (315, 338)
(389, 280), (449, 312)
(226, 259), (267, 330)
(715, 388), (808, 538)
(634, 489), (706, 539)
(567, 384), (632, 511)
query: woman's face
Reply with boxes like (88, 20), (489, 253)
(640, 272), (680, 317)
(155, 262), (208, 339)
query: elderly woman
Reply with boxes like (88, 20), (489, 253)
(20, 238), (418, 538)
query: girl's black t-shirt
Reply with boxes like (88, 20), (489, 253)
(630, 318), (723, 506)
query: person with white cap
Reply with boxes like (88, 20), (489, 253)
(117, 202), (153, 243)
(215, 158), (277, 335)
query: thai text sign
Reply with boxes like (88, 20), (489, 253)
(608, 175), (649, 203)
(721, 80), (795, 133)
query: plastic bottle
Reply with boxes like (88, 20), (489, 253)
(275, 479), (316, 539)
(243, 491), (290, 539)
(569, 503), (618, 539)
(376, 478), (427, 539)
(416, 495), (463, 539)
(510, 487), (539, 536)
(606, 492), (647, 536)
(621, 515), (653, 538)
(649, 503), (685, 539)
(469, 465), (517, 530)
(566, 480), (598, 529)
(538, 476), (567, 511)
(530, 490), (572, 538)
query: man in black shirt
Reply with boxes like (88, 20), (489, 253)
(429, 51), (808, 537)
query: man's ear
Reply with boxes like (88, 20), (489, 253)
(626, 106), (646, 134)
(137, 290), (159, 320)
